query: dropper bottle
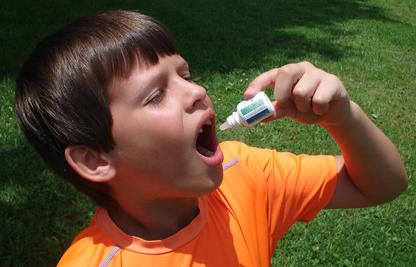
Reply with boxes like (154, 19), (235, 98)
(219, 91), (275, 131)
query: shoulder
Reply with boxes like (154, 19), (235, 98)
(219, 140), (248, 155)
(220, 140), (272, 161)
(220, 140), (280, 173)
(218, 141), (273, 197)
(57, 217), (117, 267)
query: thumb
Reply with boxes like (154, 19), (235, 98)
(274, 105), (297, 119)
(261, 101), (296, 123)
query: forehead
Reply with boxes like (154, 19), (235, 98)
(108, 55), (189, 100)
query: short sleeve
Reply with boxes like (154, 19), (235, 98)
(243, 145), (338, 244)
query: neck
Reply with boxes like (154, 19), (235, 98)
(107, 197), (199, 240)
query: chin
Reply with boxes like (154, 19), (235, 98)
(212, 166), (224, 186)
(204, 166), (224, 193)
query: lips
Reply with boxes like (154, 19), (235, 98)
(194, 111), (224, 166)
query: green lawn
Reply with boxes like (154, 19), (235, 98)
(1, 0), (415, 266)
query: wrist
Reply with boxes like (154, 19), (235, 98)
(321, 100), (363, 131)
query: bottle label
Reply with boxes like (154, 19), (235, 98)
(240, 99), (264, 115)
(240, 98), (270, 124)
(245, 108), (270, 124)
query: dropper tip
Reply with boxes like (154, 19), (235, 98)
(219, 121), (231, 131)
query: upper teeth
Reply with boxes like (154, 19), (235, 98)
(199, 119), (212, 133)
(205, 119), (212, 126)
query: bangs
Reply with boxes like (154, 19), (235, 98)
(89, 11), (179, 82)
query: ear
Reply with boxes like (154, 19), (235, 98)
(64, 145), (116, 182)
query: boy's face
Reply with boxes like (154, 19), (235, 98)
(107, 55), (224, 200)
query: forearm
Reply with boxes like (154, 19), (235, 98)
(323, 101), (408, 204)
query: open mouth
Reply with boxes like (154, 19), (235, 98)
(196, 118), (217, 157)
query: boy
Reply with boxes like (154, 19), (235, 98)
(15, 10), (407, 266)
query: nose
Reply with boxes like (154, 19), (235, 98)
(183, 82), (208, 112)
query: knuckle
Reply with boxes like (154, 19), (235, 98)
(279, 66), (291, 76)
(292, 86), (309, 98)
(300, 60), (314, 68)
(247, 80), (257, 89)
(272, 67), (279, 74)
(327, 73), (341, 84)
(280, 64), (297, 77)
(312, 95), (327, 105)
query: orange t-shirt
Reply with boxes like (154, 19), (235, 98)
(57, 141), (338, 266)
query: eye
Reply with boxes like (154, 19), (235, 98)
(183, 74), (197, 82)
(145, 89), (165, 106)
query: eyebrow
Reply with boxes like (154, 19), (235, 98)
(177, 59), (190, 71)
(131, 58), (191, 103)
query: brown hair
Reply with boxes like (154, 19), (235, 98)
(15, 10), (178, 208)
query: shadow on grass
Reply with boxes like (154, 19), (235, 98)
(0, 141), (94, 266)
(1, 0), (403, 77)
(0, 0), (403, 266)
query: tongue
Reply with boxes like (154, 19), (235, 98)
(196, 143), (214, 157)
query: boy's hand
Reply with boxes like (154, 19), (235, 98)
(245, 62), (408, 209)
(244, 61), (351, 126)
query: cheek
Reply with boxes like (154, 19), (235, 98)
(144, 111), (185, 145)
(116, 109), (186, 159)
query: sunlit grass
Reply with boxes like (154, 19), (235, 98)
(1, 0), (415, 266)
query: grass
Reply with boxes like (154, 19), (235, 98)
(1, 0), (415, 266)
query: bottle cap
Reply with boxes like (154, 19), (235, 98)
(219, 121), (231, 131)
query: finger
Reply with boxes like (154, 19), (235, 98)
(292, 73), (320, 113)
(255, 100), (295, 123)
(260, 103), (297, 123)
(271, 106), (319, 124)
(274, 63), (305, 108)
(312, 74), (342, 115)
(261, 101), (319, 125)
(244, 68), (278, 99)
(271, 100), (296, 120)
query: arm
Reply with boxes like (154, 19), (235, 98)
(244, 61), (408, 208)
(324, 101), (407, 208)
